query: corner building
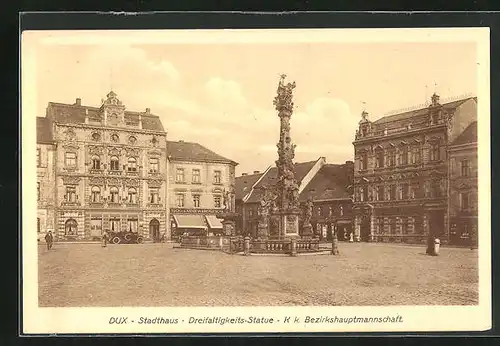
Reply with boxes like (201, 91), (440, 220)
(352, 94), (477, 244)
(39, 91), (168, 241)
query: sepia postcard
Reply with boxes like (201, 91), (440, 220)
(21, 27), (491, 334)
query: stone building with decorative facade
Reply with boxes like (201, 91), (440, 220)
(448, 121), (478, 246)
(352, 93), (477, 244)
(36, 117), (57, 239)
(37, 91), (169, 242)
(235, 157), (354, 239)
(167, 140), (238, 238)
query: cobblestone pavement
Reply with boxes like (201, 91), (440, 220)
(38, 242), (478, 307)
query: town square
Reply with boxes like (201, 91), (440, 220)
(32, 32), (480, 308)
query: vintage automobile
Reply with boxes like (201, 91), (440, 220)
(108, 231), (144, 244)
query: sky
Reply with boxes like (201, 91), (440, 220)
(31, 32), (478, 175)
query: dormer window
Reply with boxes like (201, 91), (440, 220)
(111, 134), (119, 142)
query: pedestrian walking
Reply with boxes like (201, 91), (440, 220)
(102, 230), (109, 248)
(44, 231), (53, 250)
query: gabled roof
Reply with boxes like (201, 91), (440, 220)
(299, 163), (353, 202)
(451, 121), (477, 146)
(167, 140), (237, 165)
(244, 160), (317, 203)
(46, 101), (165, 132)
(36, 117), (54, 144)
(373, 97), (476, 126)
(235, 172), (264, 201)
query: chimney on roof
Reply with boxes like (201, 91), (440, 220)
(431, 93), (440, 106)
(241, 173), (248, 176)
(345, 160), (354, 165)
(145, 108), (150, 113)
(253, 171), (260, 174)
(179, 140), (184, 143)
(75, 98), (81, 106)
(84, 108), (89, 124)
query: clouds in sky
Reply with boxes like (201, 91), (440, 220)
(36, 40), (476, 175)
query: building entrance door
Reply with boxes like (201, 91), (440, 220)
(360, 215), (371, 242)
(429, 210), (445, 239)
(149, 219), (160, 242)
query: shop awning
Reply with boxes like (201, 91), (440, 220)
(205, 215), (223, 229)
(173, 215), (207, 229)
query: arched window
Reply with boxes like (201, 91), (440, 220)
(65, 219), (78, 236)
(110, 156), (120, 171)
(110, 186), (119, 203)
(128, 157), (137, 172)
(128, 187), (137, 203)
(91, 155), (101, 170)
(91, 186), (101, 202)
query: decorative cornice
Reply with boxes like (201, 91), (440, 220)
(62, 143), (80, 151)
(88, 145), (105, 155)
(170, 208), (224, 215)
(62, 176), (81, 185)
(147, 179), (163, 188)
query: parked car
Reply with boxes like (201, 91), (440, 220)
(108, 231), (144, 244)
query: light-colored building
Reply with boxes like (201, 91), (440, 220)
(448, 121), (478, 246)
(37, 117), (57, 240)
(38, 91), (169, 242)
(167, 140), (238, 238)
(352, 93), (477, 244)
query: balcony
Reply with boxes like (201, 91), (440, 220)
(108, 202), (122, 208)
(125, 202), (140, 208)
(107, 170), (122, 176)
(88, 201), (105, 208)
(147, 203), (163, 209)
(60, 201), (81, 207)
(126, 170), (140, 177)
(89, 168), (104, 175)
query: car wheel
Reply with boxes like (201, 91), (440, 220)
(124, 233), (132, 242)
(136, 236), (144, 244)
(112, 236), (121, 244)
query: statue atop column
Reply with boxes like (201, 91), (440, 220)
(271, 74), (301, 238)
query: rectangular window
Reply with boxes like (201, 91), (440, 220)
(432, 180), (442, 198)
(150, 158), (159, 173)
(214, 195), (222, 208)
(360, 153), (368, 170)
(390, 218), (397, 234)
(460, 193), (470, 211)
(149, 188), (159, 204)
(36, 148), (41, 167)
(412, 146), (421, 164)
(376, 186), (384, 201)
(401, 183), (409, 200)
(127, 218), (139, 233)
(430, 143), (440, 161)
(65, 152), (77, 167)
(401, 217), (408, 234)
(176, 168), (185, 183)
(37, 182), (40, 201)
(37, 218), (41, 233)
(193, 194), (200, 208)
(461, 160), (470, 177)
(389, 185), (396, 200)
(387, 151), (396, 167)
(400, 146), (408, 165)
(110, 217), (120, 232)
(378, 217), (385, 234)
(176, 193), (185, 208)
(376, 150), (384, 168)
(66, 186), (76, 202)
(213, 170), (222, 184)
(192, 169), (201, 183)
